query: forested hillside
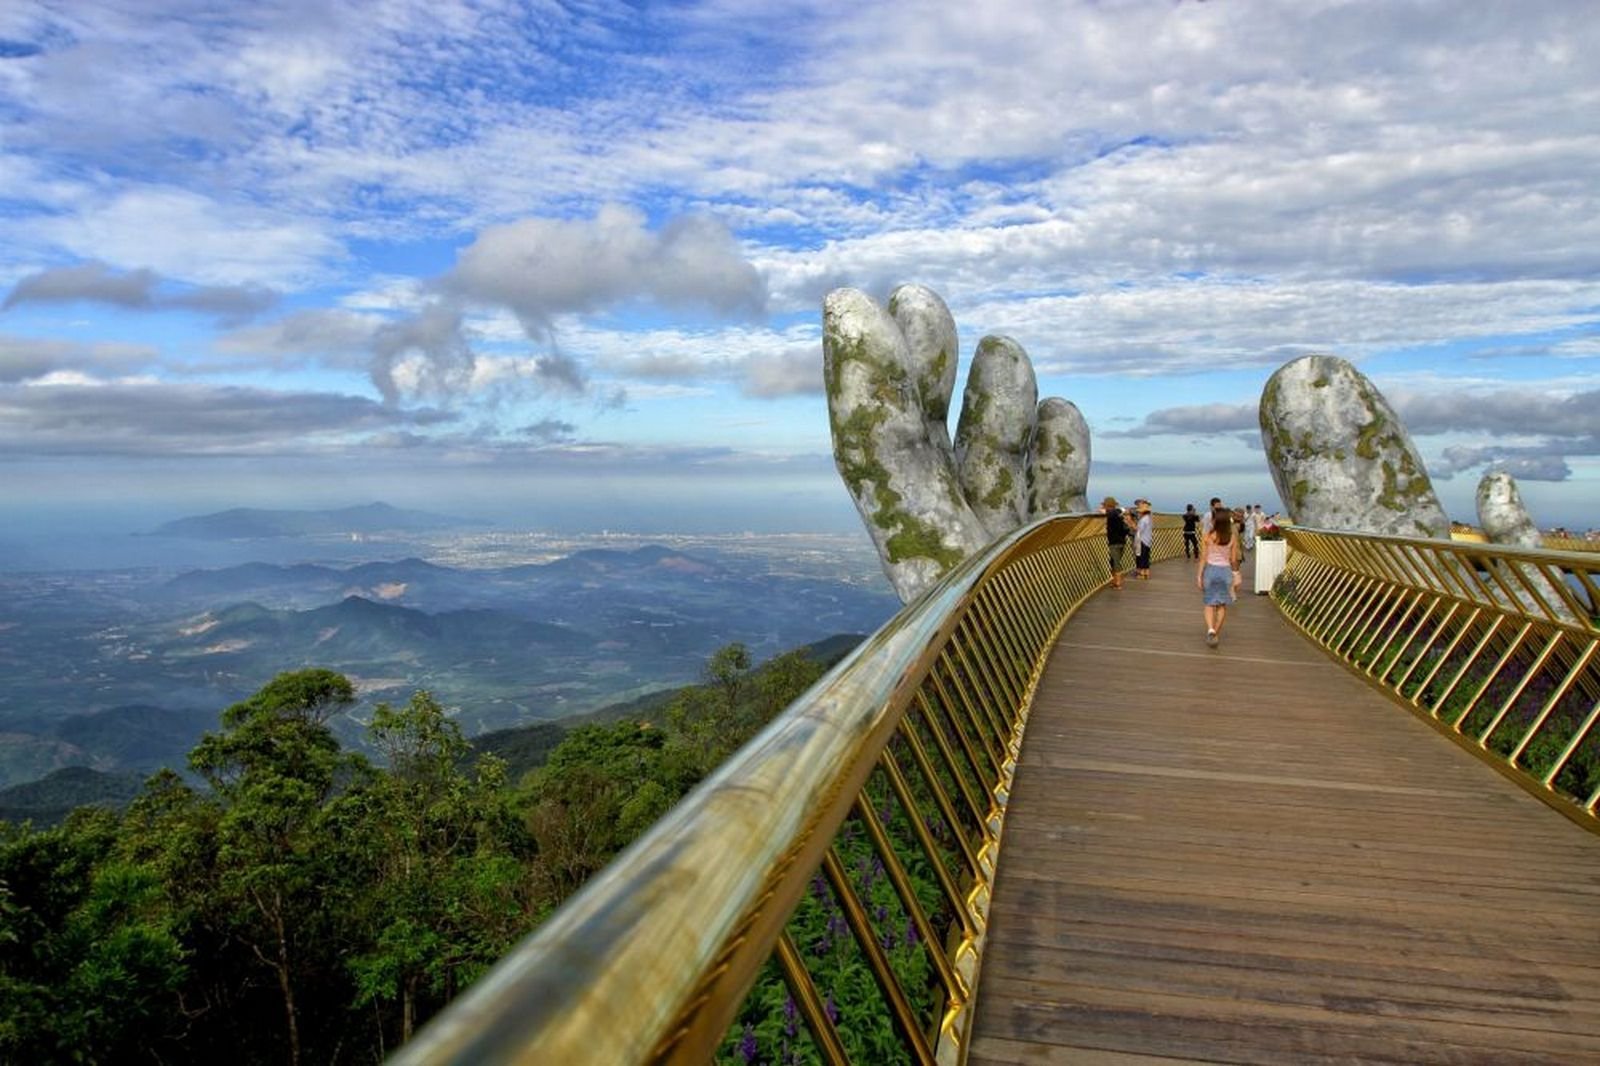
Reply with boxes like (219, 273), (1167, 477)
(0, 641), (843, 1063)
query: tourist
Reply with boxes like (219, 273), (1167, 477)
(1135, 500), (1154, 579)
(1182, 503), (1200, 559)
(1240, 505), (1256, 553)
(1200, 496), (1222, 536)
(1198, 507), (1241, 647)
(1102, 496), (1131, 590)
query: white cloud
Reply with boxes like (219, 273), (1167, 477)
(442, 205), (767, 333)
(0, 332), (159, 383)
(25, 186), (343, 289)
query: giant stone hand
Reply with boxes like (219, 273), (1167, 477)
(824, 284), (1090, 604)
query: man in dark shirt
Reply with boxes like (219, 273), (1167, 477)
(1102, 496), (1131, 589)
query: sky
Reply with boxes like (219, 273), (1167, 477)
(2, 0), (1599, 547)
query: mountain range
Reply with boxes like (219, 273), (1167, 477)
(149, 501), (468, 539)
(0, 543), (898, 791)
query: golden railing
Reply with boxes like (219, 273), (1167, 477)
(1272, 528), (1600, 826)
(394, 513), (1183, 1065)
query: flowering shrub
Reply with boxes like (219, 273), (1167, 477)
(1256, 520), (1284, 541)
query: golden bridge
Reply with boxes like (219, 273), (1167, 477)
(394, 517), (1600, 1064)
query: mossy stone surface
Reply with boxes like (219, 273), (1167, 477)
(1258, 354), (1448, 537)
(1477, 471), (1542, 548)
(1027, 397), (1091, 514)
(954, 334), (1036, 538)
(823, 287), (986, 603)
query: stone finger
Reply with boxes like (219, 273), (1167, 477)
(823, 287), (988, 603)
(1027, 396), (1091, 516)
(954, 334), (1037, 539)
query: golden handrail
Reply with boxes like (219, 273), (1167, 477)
(1274, 527), (1600, 827)
(393, 512), (1183, 1065)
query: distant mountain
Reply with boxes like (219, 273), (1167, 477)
(53, 704), (219, 772)
(151, 502), (470, 540)
(0, 766), (145, 827)
(170, 595), (589, 663)
(159, 557), (457, 610)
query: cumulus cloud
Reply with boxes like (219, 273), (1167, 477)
(369, 303), (476, 406)
(441, 206), (766, 337)
(1388, 387), (1600, 438)
(4, 261), (277, 321)
(0, 333), (159, 383)
(1432, 445), (1576, 483)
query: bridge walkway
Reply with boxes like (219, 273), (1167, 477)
(969, 557), (1600, 1064)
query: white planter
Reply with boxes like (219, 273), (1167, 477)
(1254, 539), (1288, 594)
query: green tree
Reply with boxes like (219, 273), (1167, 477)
(523, 721), (675, 896)
(0, 808), (185, 1062)
(351, 691), (536, 1048)
(186, 668), (364, 1066)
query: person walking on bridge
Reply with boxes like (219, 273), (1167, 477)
(1198, 507), (1241, 647)
(1181, 503), (1200, 559)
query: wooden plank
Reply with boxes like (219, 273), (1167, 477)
(971, 558), (1600, 1061)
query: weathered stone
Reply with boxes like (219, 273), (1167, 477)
(887, 284), (959, 451)
(954, 335), (1038, 538)
(1259, 354), (1449, 538)
(1027, 397), (1091, 515)
(1476, 471), (1542, 548)
(823, 288), (988, 603)
(1471, 471), (1578, 620)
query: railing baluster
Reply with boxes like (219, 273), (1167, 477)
(1276, 527), (1600, 834)
(909, 688), (989, 844)
(1510, 642), (1599, 768)
(775, 930), (849, 1065)
(821, 847), (938, 1063)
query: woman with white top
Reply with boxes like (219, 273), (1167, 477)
(1134, 500), (1154, 580)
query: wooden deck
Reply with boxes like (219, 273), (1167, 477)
(969, 557), (1600, 1064)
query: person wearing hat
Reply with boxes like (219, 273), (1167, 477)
(1134, 500), (1154, 579)
(1102, 496), (1131, 589)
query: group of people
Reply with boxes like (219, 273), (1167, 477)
(1101, 496), (1271, 650)
(1099, 496), (1155, 590)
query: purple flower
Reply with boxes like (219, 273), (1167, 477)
(825, 994), (839, 1025)
(810, 874), (827, 903)
(783, 995), (798, 1038)
(739, 1024), (758, 1064)
(874, 903), (888, 923)
(905, 920), (920, 946)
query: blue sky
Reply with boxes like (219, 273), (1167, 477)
(2, 0), (1598, 538)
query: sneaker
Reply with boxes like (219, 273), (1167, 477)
(1205, 630), (1218, 648)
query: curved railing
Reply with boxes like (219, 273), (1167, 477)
(1272, 528), (1600, 826)
(393, 513), (1184, 1065)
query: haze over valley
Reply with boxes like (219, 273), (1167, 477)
(0, 503), (897, 791)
